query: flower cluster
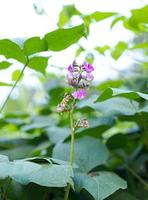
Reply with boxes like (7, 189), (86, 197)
(75, 118), (89, 128)
(67, 61), (94, 100)
(57, 61), (94, 113)
(56, 93), (72, 113)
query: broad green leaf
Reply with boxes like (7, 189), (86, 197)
(21, 116), (57, 132)
(0, 39), (27, 63)
(95, 88), (148, 102)
(0, 155), (73, 187)
(44, 24), (86, 51)
(83, 11), (117, 31)
(78, 94), (139, 116)
(96, 98), (139, 116)
(53, 136), (109, 173)
(0, 145), (34, 160)
(46, 127), (70, 144)
(27, 56), (49, 74)
(58, 5), (81, 27)
(111, 41), (127, 60)
(97, 80), (125, 91)
(90, 11), (117, 22)
(0, 61), (12, 70)
(74, 171), (127, 200)
(24, 37), (48, 56)
(12, 69), (23, 81)
(127, 5), (148, 31)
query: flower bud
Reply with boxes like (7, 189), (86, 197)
(72, 89), (87, 100)
(57, 93), (73, 112)
(75, 118), (89, 128)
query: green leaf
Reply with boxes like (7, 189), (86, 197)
(12, 69), (23, 81)
(131, 42), (148, 49)
(127, 5), (148, 31)
(95, 88), (148, 102)
(53, 136), (109, 173)
(0, 39), (27, 63)
(107, 190), (139, 200)
(95, 45), (110, 55)
(106, 134), (128, 150)
(75, 46), (84, 57)
(27, 56), (49, 74)
(44, 24), (86, 51)
(90, 11), (117, 22)
(46, 127), (70, 144)
(97, 80), (125, 91)
(21, 116), (57, 132)
(111, 41), (127, 60)
(74, 171), (127, 200)
(0, 145), (34, 160)
(110, 16), (125, 29)
(0, 155), (73, 187)
(0, 61), (12, 70)
(0, 82), (13, 87)
(58, 5), (81, 27)
(95, 98), (139, 116)
(24, 37), (48, 56)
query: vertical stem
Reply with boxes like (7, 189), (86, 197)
(64, 100), (76, 200)
(0, 60), (28, 113)
(69, 106), (75, 165)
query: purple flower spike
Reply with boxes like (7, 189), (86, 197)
(83, 63), (94, 73)
(68, 64), (75, 72)
(72, 89), (87, 100)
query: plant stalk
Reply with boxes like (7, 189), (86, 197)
(0, 60), (28, 113)
(64, 100), (76, 200)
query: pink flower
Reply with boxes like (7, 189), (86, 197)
(72, 89), (87, 100)
(67, 72), (73, 79)
(68, 64), (75, 72)
(81, 73), (94, 81)
(83, 63), (94, 73)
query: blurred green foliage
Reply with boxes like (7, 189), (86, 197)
(0, 3), (147, 200)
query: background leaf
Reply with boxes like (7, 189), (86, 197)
(24, 37), (48, 56)
(95, 88), (148, 102)
(44, 24), (86, 51)
(53, 136), (109, 173)
(0, 155), (73, 187)
(27, 56), (49, 74)
(0, 39), (27, 63)
(74, 172), (127, 200)
(0, 61), (12, 70)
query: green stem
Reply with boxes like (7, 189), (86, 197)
(0, 61), (28, 113)
(64, 100), (76, 200)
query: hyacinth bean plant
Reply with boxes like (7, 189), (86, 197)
(57, 61), (94, 200)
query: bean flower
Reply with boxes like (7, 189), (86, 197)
(57, 61), (94, 113)
(67, 61), (94, 100)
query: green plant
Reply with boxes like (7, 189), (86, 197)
(0, 3), (147, 200)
